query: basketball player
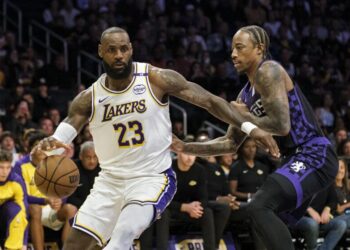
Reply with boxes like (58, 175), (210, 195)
(172, 25), (338, 250)
(0, 150), (28, 250)
(30, 27), (279, 250)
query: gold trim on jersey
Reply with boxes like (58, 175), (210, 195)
(145, 64), (169, 107)
(88, 85), (96, 122)
(100, 63), (138, 95)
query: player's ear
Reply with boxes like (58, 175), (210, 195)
(257, 43), (264, 56)
(98, 44), (102, 58)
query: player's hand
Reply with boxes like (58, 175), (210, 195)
(46, 197), (62, 210)
(250, 128), (280, 158)
(170, 134), (185, 153)
(30, 137), (70, 165)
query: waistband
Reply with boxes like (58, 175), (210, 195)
(282, 136), (331, 156)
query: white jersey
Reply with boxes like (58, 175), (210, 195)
(88, 62), (172, 176)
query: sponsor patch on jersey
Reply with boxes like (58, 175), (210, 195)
(133, 84), (146, 95)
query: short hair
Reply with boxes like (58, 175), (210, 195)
(0, 131), (15, 144)
(79, 141), (95, 156)
(28, 131), (47, 151)
(100, 27), (128, 42)
(0, 149), (12, 163)
(239, 25), (270, 59)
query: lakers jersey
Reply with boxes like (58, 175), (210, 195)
(89, 62), (172, 176)
(240, 62), (325, 154)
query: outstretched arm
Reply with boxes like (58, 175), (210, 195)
(234, 61), (290, 136)
(171, 122), (250, 157)
(149, 67), (246, 128)
(31, 89), (92, 164)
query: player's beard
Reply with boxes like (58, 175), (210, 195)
(102, 58), (133, 80)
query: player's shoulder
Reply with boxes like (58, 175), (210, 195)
(259, 60), (284, 73)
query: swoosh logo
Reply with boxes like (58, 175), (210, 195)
(98, 97), (109, 103)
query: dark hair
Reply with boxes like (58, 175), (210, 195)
(337, 138), (350, 156)
(100, 27), (128, 42)
(28, 131), (46, 150)
(239, 25), (271, 59)
(0, 149), (12, 162)
(0, 131), (15, 144)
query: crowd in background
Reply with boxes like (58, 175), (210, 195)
(0, 0), (350, 249)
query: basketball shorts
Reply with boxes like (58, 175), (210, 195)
(273, 137), (338, 223)
(72, 167), (177, 246)
(41, 205), (64, 231)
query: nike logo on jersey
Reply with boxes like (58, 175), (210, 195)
(98, 97), (109, 103)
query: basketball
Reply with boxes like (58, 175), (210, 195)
(34, 155), (80, 198)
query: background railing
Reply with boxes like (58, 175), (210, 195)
(77, 51), (102, 85)
(1, 0), (23, 45)
(28, 21), (69, 71)
(170, 102), (188, 136)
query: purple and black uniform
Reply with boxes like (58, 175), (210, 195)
(240, 67), (338, 221)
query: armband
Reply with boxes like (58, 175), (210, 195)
(241, 122), (258, 135)
(52, 122), (78, 143)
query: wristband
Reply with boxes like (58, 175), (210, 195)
(45, 122), (77, 156)
(241, 122), (258, 135)
(52, 122), (78, 143)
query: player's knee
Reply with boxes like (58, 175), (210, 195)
(118, 220), (148, 239)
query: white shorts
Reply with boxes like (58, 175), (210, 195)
(72, 168), (176, 246)
(41, 205), (64, 231)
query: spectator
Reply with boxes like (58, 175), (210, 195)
(0, 150), (28, 250)
(228, 138), (270, 202)
(0, 131), (22, 166)
(38, 117), (54, 136)
(333, 159), (350, 228)
(15, 132), (72, 249)
(293, 185), (346, 250)
(218, 153), (235, 177)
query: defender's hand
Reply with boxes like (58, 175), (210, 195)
(30, 137), (70, 165)
(170, 134), (185, 153)
(250, 128), (280, 158)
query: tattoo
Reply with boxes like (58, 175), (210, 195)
(63, 89), (92, 132)
(154, 68), (245, 127)
(183, 139), (238, 157)
(249, 61), (290, 135)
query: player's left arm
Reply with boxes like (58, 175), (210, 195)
(239, 61), (291, 136)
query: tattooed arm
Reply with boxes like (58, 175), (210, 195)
(236, 61), (290, 136)
(149, 65), (280, 157)
(149, 66), (246, 127)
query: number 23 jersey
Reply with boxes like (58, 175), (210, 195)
(88, 62), (172, 176)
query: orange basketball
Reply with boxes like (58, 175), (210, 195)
(34, 155), (80, 198)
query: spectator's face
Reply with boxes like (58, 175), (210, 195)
(336, 130), (347, 144)
(336, 160), (346, 180)
(40, 119), (54, 135)
(220, 154), (234, 167)
(241, 139), (257, 160)
(0, 161), (12, 182)
(80, 148), (98, 170)
(178, 152), (196, 168)
(1, 137), (15, 151)
(49, 109), (61, 124)
(343, 142), (350, 156)
(99, 32), (133, 80)
(231, 30), (263, 74)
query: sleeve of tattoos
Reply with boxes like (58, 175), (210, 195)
(154, 68), (246, 128)
(246, 61), (291, 136)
